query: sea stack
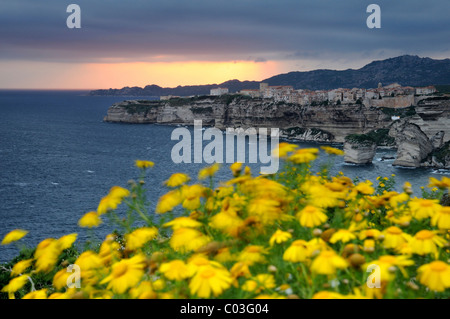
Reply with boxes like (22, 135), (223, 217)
(343, 134), (377, 164)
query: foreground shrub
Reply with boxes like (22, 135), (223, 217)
(1, 146), (450, 299)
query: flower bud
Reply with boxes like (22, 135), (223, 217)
(268, 265), (277, 273)
(349, 253), (366, 268)
(312, 228), (323, 237)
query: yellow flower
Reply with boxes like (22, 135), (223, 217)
(358, 229), (381, 241)
(48, 292), (73, 299)
(165, 173), (190, 187)
(394, 242), (413, 255)
(159, 260), (195, 281)
(365, 255), (414, 281)
(362, 239), (376, 253)
(108, 186), (130, 200)
(272, 142), (298, 158)
(135, 160), (154, 169)
(283, 240), (309, 263)
(53, 268), (74, 290)
(100, 254), (147, 294)
(1, 274), (29, 298)
(230, 162), (243, 177)
(242, 274), (276, 293)
(75, 251), (104, 284)
(296, 205), (328, 228)
(152, 278), (166, 291)
(403, 182), (413, 193)
(164, 216), (203, 230)
(169, 228), (212, 253)
(186, 254), (224, 273)
(198, 163), (220, 180)
(209, 210), (245, 237)
(11, 259), (33, 277)
(269, 229), (292, 246)
(22, 289), (48, 299)
(125, 227), (158, 251)
(247, 198), (284, 225)
(1, 229), (28, 245)
(230, 261), (252, 280)
(288, 148), (319, 164)
(238, 245), (269, 264)
(155, 190), (182, 213)
(78, 211), (102, 228)
(321, 146), (344, 156)
(312, 291), (345, 299)
(129, 281), (157, 299)
(310, 250), (348, 275)
(428, 176), (450, 189)
(307, 184), (340, 208)
(431, 207), (450, 230)
(189, 265), (232, 298)
(181, 184), (206, 210)
(329, 229), (356, 244)
(98, 235), (121, 265)
(408, 198), (441, 220)
(382, 226), (412, 250)
(417, 261), (450, 292)
(409, 230), (447, 257)
(34, 238), (62, 273)
(214, 248), (235, 263)
(97, 195), (121, 215)
(354, 181), (375, 195)
(57, 233), (77, 250)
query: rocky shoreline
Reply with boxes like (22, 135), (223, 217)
(104, 95), (450, 169)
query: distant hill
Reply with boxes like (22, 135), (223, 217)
(90, 55), (450, 96)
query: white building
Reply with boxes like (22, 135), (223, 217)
(415, 86), (436, 95)
(210, 87), (229, 96)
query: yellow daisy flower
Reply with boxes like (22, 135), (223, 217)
(78, 211), (102, 228)
(409, 230), (447, 257)
(159, 260), (196, 281)
(431, 207), (450, 230)
(296, 205), (328, 228)
(1, 229), (28, 245)
(382, 226), (412, 250)
(269, 229), (292, 246)
(329, 229), (357, 244)
(189, 265), (232, 298)
(321, 146), (344, 156)
(135, 160), (154, 169)
(100, 254), (147, 294)
(283, 240), (310, 263)
(310, 250), (348, 275)
(198, 163), (220, 180)
(164, 173), (190, 187)
(417, 261), (450, 292)
(125, 227), (158, 251)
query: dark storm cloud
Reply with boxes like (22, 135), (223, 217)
(0, 0), (449, 63)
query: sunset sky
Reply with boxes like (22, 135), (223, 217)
(1, 0), (449, 89)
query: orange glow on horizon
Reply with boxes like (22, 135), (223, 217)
(0, 60), (283, 90)
(84, 60), (281, 89)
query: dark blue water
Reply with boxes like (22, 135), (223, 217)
(0, 90), (448, 262)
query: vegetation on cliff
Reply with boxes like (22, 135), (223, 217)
(345, 129), (395, 148)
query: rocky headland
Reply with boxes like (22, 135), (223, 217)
(104, 95), (450, 169)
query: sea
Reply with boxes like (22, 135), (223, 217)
(0, 90), (448, 263)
